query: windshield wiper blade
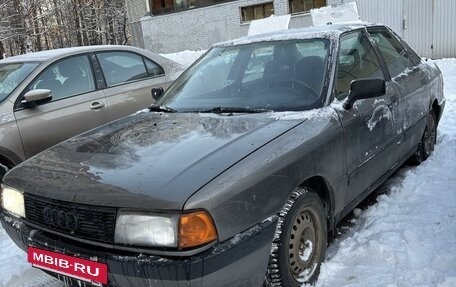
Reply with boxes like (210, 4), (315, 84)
(200, 106), (270, 114)
(148, 105), (177, 113)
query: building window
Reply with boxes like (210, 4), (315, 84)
(289, 0), (325, 14)
(150, 0), (237, 15)
(241, 2), (274, 22)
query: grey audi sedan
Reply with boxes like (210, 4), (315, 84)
(0, 45), (184, 179)
(0, 23), (445, 287)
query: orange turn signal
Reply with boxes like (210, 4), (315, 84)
(179, 211), (218, 249)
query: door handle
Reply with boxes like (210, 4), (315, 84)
(90, 102), (105, 110)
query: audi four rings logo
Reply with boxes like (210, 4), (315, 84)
(42, 206), (79, 231)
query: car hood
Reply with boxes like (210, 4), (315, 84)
(5, 112), (301, 210)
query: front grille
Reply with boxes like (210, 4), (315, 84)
(24, 194), (117, 244)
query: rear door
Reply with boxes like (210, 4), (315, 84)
(95, 51), (171, 121)
(367, 27), (430, 160)
(14, 54), (109, 158)
(334, 30), (404, 205)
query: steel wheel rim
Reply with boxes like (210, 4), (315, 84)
(288, 209), (319, 283)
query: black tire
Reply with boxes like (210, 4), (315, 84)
(265, 188), (327, 286)
(409, 109), (437, 165)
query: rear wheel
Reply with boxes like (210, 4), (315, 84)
(266, 189), (327, 286)
(409, 109), (437, 165)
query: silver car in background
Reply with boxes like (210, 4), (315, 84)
(0, 45), (184, 178)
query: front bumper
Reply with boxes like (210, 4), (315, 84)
(1, 213), (276, 287)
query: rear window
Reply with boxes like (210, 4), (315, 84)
(97, 52), (164, 86)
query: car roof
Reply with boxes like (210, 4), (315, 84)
(0, 45), (155, 64)
(216, 22), (379, 47)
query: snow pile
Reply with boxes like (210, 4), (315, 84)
(311, 2), (362, 26)
(160, 50), (206, 68)
(248, 15), (291, 36)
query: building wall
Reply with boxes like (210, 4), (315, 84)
(132, 0), (455, 58)
(140, 0), (341, 53)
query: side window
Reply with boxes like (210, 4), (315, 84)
(368, 28), (415, 78)
(29, 55), (95, 101)
(336, 31), (385, 98)
(97, 52), (148, 86)
(144, 58), (165, 77)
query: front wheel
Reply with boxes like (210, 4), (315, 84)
(265, 189), (327, 286)
(409, 109), (437, 165)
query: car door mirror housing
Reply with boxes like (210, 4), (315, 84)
(343, 78), (386, 110)
(152, 87), (164, 101)
(22, 89), (53, 108)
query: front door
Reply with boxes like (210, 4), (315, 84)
(334, 30), (404, 205)
(15, 54), (109, 158)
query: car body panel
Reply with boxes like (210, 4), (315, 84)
(15, 90), (109, 158)
(103, 76), (172, 121)
(5, 112), (301, 210)
(0, 100), (24, 165)
(338, 81), (405, 205)
(185, 108), (346, 241)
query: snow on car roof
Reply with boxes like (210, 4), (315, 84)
(0, 45), (145, 63)
(216, 22), (374, 46)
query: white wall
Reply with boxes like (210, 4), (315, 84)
(347, 0), (455, 58)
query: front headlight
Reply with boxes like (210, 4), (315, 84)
(115, 212), (179, 247)
(1, 185), (25, 218)
(115, 210), (218, 249)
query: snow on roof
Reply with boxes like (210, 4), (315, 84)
(0, 45), (145, 63)
(216, 22), (371, 46)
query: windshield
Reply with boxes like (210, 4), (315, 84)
(159, 39), (330, 112)
(0, 62), (39, 103)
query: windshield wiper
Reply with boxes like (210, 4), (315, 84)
(148, 105), (177, 113)
(199, 106), (270, 114)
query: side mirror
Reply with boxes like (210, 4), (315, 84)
(151, 87), (164, 101)
(21, 89), (52, 108)
(343, 78), (386, 110)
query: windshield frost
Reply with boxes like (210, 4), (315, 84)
(160, 39), (330, 112)
(0, 62), (39, 103)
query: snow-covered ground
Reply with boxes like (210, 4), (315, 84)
(0, 57), (455, 287)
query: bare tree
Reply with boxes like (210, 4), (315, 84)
(0, 0), (131, 57)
